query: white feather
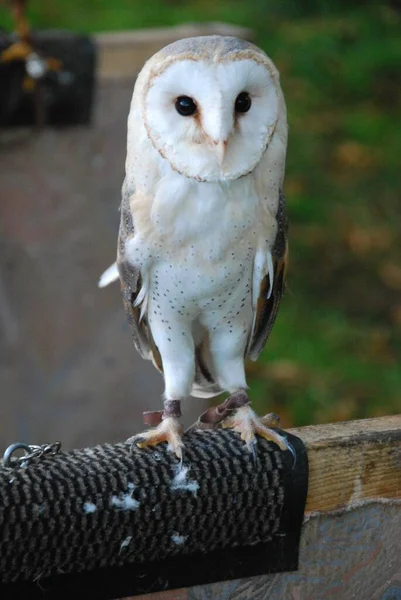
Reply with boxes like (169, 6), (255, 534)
(252, 247), (267, 309)
(133, 272), (149, 322)
(98, 263), (119, 288)
(267, 250), (274, 299)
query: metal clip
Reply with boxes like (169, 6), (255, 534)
(2, 441), (62, 468)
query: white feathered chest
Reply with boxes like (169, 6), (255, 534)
(124, 166), (277, 334)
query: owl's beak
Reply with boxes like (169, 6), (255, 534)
(213, 140), (227, 167)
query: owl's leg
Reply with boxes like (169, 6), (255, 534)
(205, 325), (291, 455)
(130, 317), (195, 460)
(134, 405), (184, 460)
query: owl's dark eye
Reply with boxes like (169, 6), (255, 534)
(235, 91), (251, 113)
(175, 96), (197, 116)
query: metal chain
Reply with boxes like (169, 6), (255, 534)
(2, 441), (62, 468)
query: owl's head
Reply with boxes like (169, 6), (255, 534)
(132, 36), (286, 183)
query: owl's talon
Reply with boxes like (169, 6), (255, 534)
(178, 447), (185, 470)
(286, 441), (297, 469)
(249, 439), (258, 465)
(128, 416), (184, 460)
(223, 404), (292, 455)
(260, 412), (281, 428)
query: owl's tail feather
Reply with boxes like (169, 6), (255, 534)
(191, 337), (223, 399)
(191, 383), (222, 399)
(98, 262), (119, 288)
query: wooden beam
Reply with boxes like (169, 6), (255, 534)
(289, 415), (401, 513)
(94, 24), (253, 79)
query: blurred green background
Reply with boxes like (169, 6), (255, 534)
(1, 0), (400, 428)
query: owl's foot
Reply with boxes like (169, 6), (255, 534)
(189, 389), (251, 430)
(222, 398), (290, 454)
(129, 417), (184, 460)
(260, 412), (282, 429)
(129, 400), (184, 460)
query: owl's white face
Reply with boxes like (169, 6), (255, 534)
(142, 58), (280, 182)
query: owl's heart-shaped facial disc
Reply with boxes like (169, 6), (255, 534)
(142, 55), (280, 182)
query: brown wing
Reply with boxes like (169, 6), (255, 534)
(247, 189), (288, 361)
(117, 182), (163, 371)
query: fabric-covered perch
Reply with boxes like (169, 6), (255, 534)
(0, 429), (307, 600)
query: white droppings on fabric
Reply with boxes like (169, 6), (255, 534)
(171, 532), (187, 546)
(111, 495), (140, 511)
(83, 502), (97, 514)
(32, 503), (46, 516)
(119, 536), (132, 554)
(111, 483), (140, 511)
(84, 449), (97, 457)
(170, 465), (199, 496)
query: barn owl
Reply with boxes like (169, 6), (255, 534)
(100, 35), (291, 460)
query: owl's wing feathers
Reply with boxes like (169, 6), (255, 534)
(247, 189), (288, 361)
(117, 183), (163, 370)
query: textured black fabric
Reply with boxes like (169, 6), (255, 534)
(0, 429), (307, 594)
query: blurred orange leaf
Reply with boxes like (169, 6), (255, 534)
(267, 360), (306, 384)
(347, 226), (393, 255)
(335, 141), (376, 169)
(390, 305), (401, 326)
(379, 263), (401, 290)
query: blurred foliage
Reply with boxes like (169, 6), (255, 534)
(1, 0), (400, 426)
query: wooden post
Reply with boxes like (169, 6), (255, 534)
(295, 415), (401, 512)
